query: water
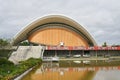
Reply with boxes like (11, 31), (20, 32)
(21, 60), (120, 80)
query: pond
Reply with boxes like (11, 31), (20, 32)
(21, 60), (120, 80)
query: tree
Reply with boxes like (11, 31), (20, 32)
(0, 39), (9, 47)
(102, 42), (107, 47)
(19, 40), (30, 46)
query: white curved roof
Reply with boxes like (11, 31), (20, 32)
(12, 15), (97, 46)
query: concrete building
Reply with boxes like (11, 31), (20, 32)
(9, 15), (120, 63)
(12, 15), (97, 47)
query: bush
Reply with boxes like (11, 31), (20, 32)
(0, 50), (12, 58)
(0, 58), (42, 80)
(0, 58), (13, 65)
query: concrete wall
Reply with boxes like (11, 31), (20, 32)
(9, 46), (44, 64)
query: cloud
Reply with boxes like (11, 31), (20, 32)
(0, 0), (120, 45)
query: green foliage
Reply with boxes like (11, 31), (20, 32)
(0, 58), (13, 65)
(0, 58), (42, 80)
(0, 39), (10, 47)
(102, 42), (107, 47)
(19, 41), (30, 46)
(0, 50), (12, 59)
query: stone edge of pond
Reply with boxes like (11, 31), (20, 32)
(13, 66), (34, 80)
(13, 63), (41, 80)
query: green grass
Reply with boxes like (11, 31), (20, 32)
(0, 58), (42, 80)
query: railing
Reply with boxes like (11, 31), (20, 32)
(46, 46), (120, 50)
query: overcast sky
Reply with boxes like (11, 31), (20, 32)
(0, 0), (120, 45)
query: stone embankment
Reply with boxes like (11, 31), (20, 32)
(9, 46), (44, 64)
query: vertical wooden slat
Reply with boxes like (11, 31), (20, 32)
(28, 28), (89, 47)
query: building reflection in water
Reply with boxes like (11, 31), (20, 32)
(21, 60), (120, 80)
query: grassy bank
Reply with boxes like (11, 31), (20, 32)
(0, 58), (42, 80)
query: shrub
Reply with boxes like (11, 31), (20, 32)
(0, 58), (13, 65)
(0, 58), (42, 80)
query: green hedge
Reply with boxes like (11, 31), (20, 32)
(0, 58), (42, 80)
(0, 50), (12, 58)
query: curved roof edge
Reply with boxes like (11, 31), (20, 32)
(11, 15), (97, 46)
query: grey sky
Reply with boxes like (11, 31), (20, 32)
(0, 0), (120, 45)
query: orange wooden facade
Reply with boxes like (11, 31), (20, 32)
(28, 28), (89, 47)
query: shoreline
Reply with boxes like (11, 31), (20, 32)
(14, 67), (33, 80)
(59, 57), (109, 61)
(59, 56), (120, 61)
(14, 64), (41, 80)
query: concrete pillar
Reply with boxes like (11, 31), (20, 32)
(55, 50), (57, 56)
(96, 50), (98, 58)
(69, 50), (71, 56)
(82, 50), (84, 57)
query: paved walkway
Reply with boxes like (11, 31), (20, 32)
(59, 57), (109, 61)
